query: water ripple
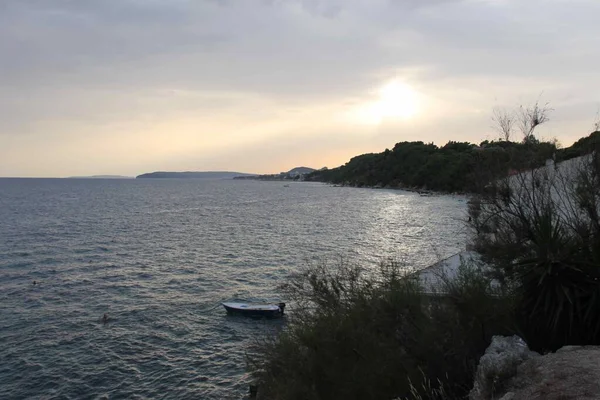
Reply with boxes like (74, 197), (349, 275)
(0, 178), (466, 399)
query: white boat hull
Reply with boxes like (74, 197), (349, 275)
(222, 302), (285, 318)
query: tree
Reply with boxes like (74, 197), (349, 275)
(491, 106), (515, 142)
(516, 98), (552, 143)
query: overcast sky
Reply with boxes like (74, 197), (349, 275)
(1, 0), (599, 177)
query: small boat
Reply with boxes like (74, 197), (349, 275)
(222, 302), (286, 318)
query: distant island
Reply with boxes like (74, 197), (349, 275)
(136, 171), (256, 179)
(67, 175), (134, 179)
(233, 166), (317, 181)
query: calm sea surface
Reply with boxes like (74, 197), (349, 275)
(0, 178), (467, 399)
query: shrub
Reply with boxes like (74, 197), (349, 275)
(249, 258), (515, 400)
(469, 151), (600, 352)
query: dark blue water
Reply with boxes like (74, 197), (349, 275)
(0, 178), (466, 399)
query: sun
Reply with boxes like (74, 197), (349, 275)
(355, 80), (420, 125)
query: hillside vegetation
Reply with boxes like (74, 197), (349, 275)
(306, 131), (600, 193)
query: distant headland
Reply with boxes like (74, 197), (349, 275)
(136, 171), (256, 179)
(233, 167), (317, 181)
(67, 175), (134, 179)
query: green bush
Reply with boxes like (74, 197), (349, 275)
(249, 259), (516, 400)
(470, 151), (600, 352)
(305, 139), (560, 193)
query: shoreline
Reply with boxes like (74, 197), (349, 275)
(326, 181), (467, 196)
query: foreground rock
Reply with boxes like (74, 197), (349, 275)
(502, 346), (600, 400)
(470, 335), (539, 400)
(471, 338), (600, 400)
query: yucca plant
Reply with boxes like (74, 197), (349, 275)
(470, 149), (600, 352)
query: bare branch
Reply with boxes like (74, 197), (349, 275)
(517, 99), (553, 143)
(593, 106), (600, 133)
(491, 107), (515, 142)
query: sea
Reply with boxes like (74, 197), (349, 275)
(0, 178), (467, 399)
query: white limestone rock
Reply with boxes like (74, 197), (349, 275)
(469, 335), (539, 400)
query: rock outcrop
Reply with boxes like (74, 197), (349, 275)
(471, 337), (600, 400)
(500, 346), (600, 399)
(470, 335), (539, 400)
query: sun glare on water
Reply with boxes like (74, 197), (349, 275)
(355, 80), (420, 125)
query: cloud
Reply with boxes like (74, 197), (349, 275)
(0, 0), (599, 176)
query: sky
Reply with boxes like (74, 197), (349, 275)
(1, 0), (599, 177)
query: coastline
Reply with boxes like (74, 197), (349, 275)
(327, 181), (466, 196)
